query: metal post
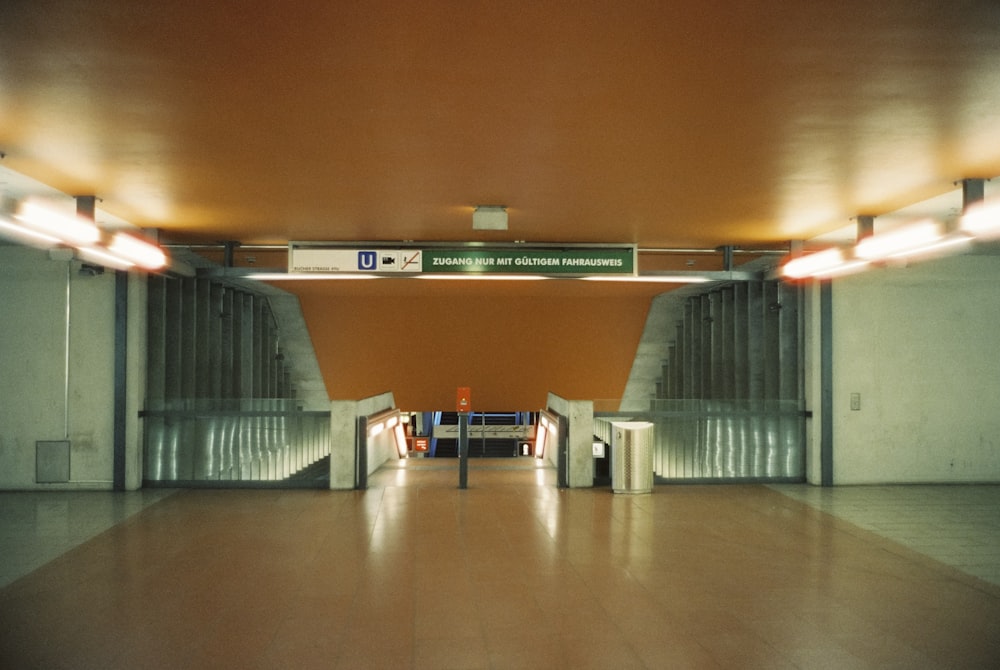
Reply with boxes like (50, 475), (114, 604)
(962, 178), (986, 212)
(458, 412), (469, 489)
(113, 270), (127, 490)
(356, 415), (368, 490)
(820, 281), (834, 486)
(721, 245), (734, 271)
(222, 241), (240, 268)
(856, 215), (875, 241)
(557, 416), (569, 488)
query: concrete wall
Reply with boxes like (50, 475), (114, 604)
(546, 393), (594, 487)
(0, 246), (145, 490)
(329, 391), (396, 490)
(805, 253), (1000, 484)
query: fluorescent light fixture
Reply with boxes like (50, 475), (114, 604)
(0, 216), (62, 247)
(393, 424), (408, 458)
(418, 274), (548, 281)
(15, 200), (101, 246)
(108, 231), (167, 269)
(811, 257), (870, 279)
(1, 194), (167, 273)
(247, 271), (719, 283)
(782, 248), (849, 279)
(535, 424), (547, 458)
(536, 410), (560, 459)
(854, 220), (943, 261)
(77, 246), (136, 270)
(581, 275), (710, 283)
(883, 233), (973, 262)
(472, 205), (508, 230)
(959, 199), (1000, 240)
(247, 273), (383, 280)
(367, 408), (407, 459)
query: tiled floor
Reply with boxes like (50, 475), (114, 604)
(770, 483), (1000, 587)
(0, 488), (177, 588)
(1, 460), (999, 669)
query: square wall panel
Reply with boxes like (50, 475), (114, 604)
(36, 440), (70, 483)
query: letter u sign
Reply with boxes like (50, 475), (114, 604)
(358, 251), (377, 270)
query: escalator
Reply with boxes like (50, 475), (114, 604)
(431, 412), (528, 458)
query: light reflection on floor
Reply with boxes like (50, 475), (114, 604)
(370, 456), (558, 490)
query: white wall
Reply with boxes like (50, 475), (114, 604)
(0, 246), (136, 489)
(809, 253), (1000, 484)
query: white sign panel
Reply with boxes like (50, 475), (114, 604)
(289, 248), (422, 273)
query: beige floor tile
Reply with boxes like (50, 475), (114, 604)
(2, 467), (1000, 668)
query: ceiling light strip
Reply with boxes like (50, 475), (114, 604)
(2, 198), (169, 272)
(854, 220), (943, 261)
(959, 199), (1000, 239)
(782, 199), (1000, 280)
(15, 200), (101, 246)
(0, 217), (64, 247)
(106, 232), (168, 269)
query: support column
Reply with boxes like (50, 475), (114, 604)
(557, 415), (569, 488)
(112, 268), (128, 490)
(77, 196), (128, 491)
(820, 281), (833, 486)
(329, 401), (355, 489)
(458, 412), (469, 489)
(355, 415), (368, 490)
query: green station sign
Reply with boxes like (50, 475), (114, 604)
(420, 247), (635, 275)
(288, 244), (636, 276)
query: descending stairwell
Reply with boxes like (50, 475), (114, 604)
(144, 249), (332, 485)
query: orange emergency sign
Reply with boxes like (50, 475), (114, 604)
(456, 387), (471, 413)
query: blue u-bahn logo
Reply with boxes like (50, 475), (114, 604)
(358, 251), (377, 270)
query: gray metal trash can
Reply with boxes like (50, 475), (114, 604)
(611, 421), (654, 494)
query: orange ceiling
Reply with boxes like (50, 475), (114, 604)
(4, 1), (1000, 248)
(3, 1), (1000, 408)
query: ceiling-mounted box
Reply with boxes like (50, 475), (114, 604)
(472, 205), (507, 230)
